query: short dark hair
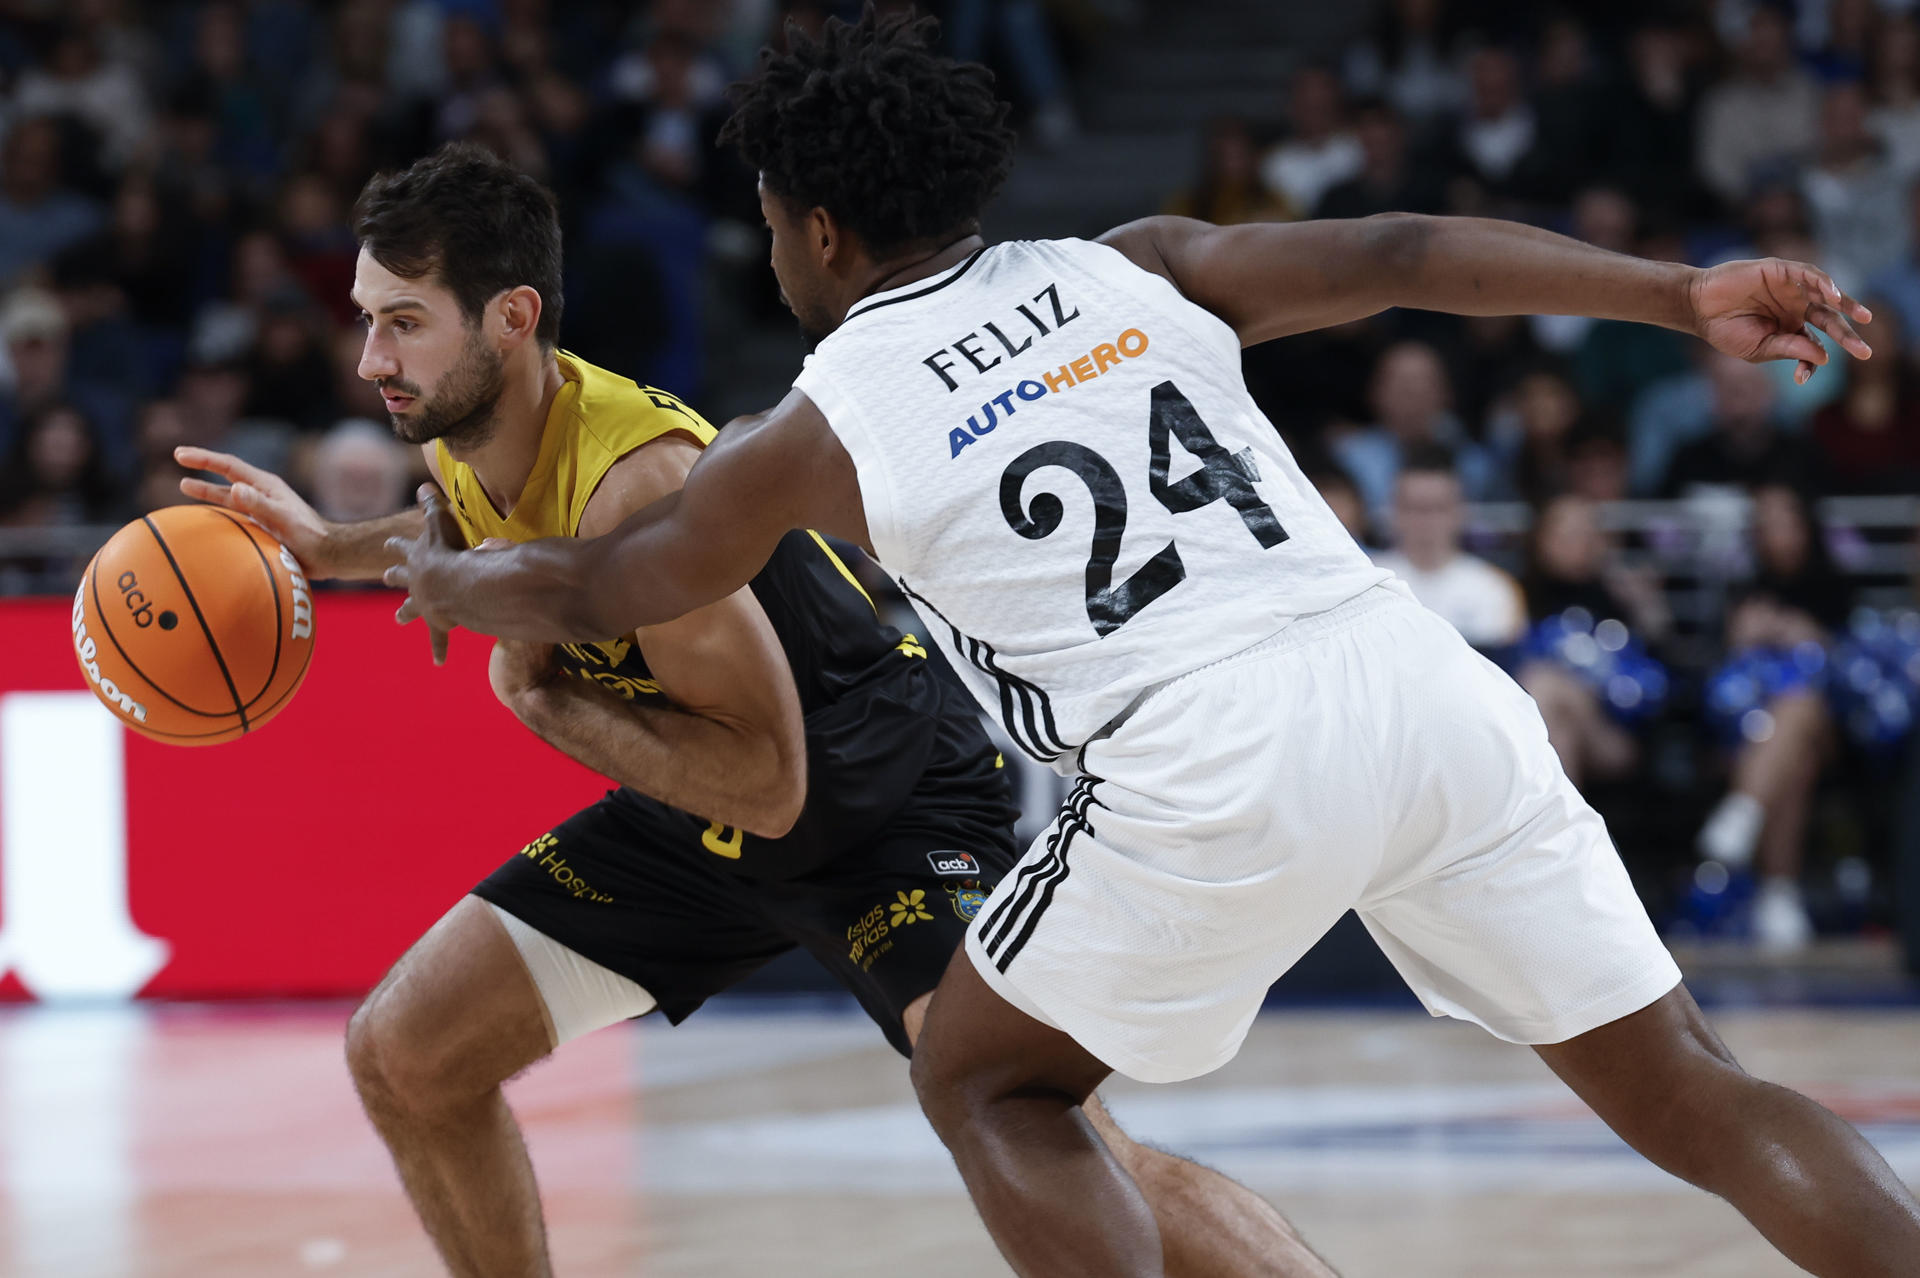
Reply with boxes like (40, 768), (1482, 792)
(719, 6), (1017, 256)
(1400, 441), (1458, 478)
(352, 142), (564, 346)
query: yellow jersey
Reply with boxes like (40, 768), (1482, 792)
(436, 351), (714, 703)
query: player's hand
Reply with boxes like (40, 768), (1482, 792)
(385, 484), (465, 666)
(175, 446), (339, 577)
(1689, 259), (1873, 385)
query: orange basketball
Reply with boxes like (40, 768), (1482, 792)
(70, 505), (317, 745)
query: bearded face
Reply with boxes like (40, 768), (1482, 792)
(381, 323), (508, 448)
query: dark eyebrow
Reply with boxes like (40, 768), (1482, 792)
(348, 294), (430, 314)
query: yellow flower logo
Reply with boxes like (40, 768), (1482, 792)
(890, 889), (933, 927)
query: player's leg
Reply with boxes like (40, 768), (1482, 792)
(345, 896), (588, 1278)
(900, 990), (1338, 1278)
(349, 792), (772, 1278)
(909, 951), (1163, 1278)
(1364, 603), (1920, 1273)
(1533, 983), (1920, 1276)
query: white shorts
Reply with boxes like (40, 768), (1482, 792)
(964, 584), (1682, 1084)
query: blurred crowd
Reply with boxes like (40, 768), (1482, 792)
(0, 0), (1093, 586)
(4, 0), (1920, 952)
(1168, 0), (1920, 952)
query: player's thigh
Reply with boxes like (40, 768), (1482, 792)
(775, 825), (1017, 1058)
(963, 626), (1394, 1085)
(472, 789), (797, 1035)
(1356, 607), (1681, 1045)
(348, 895), (556, 1101)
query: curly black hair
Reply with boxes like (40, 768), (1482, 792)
(719, 6), (1018, 255)
(352, 142), (564, 347)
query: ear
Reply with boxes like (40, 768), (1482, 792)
(496, 285), (544, 350)
(809, 206), (839, 268)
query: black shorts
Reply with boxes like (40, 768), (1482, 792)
(473, 674), (1020, 1056)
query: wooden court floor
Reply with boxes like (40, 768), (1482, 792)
(0, 1000), (1916, 1277)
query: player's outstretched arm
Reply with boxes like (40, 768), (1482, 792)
(386, 389), (867, 643)
(1101, 214), (1873, 384)
(176, 445), (427, 580)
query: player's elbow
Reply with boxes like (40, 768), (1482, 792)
(740, 764), (805, 840)
(720, 718), (807, 839)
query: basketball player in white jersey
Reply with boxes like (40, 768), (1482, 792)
(387, 10), (1920, 1275)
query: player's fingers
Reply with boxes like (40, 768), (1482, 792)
(1808, 302), (1872, 359)
(384, 535), (413, 559)
(1795, 358), (1818, 386)
(476, 537), (513, 551)
(177, 476), (237, 507)
(394, 592), (419, 625)
(1783, 261), (1843, 311)
(384, 562), (411, 590)
(174, 445), (271, 489)
(430, 622), (450, 666)
(1755, 329), (1827, 368)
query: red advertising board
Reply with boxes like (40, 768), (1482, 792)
(0, 591), (609, 1000)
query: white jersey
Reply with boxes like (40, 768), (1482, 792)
(794, 237), (1387, 768)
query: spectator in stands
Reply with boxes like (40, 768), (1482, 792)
(1447, 44), (1535, 205)
(83, 171), (194, 336)
(1867, 13), (1920, 178)
(277, 172), (359, 328)
(1807, 0), (1875, 85)
(0, 285), (131, 470)
(1259, 65), (1361, 218)
(1241, 314), (1381, 442)
(1696, 3), (1820, 211)
(1165, 117), (1293, 226)
(131, 398), (197, 515)
(0, 402), (123, 529)
(1566, 427), (1634, 504)
(1607, 20), (1708, 224)
(14, 23), (152, 170)
(1866, 179), (1920, 346)
(1698, 484), (1853, 951)
(244, 287), (340, 431)
(1518, 492), (1671, 789)
(1659, 354), (1822, 497)
(0, 117), (106, 290)
(1313, 96), (1444, 219)
(1802, 81), (1910, 294)
(944, 0), (1079, 148)
(308, 418), (412, 524)
(1486, 363), (1595, 504)
(1373, 443), (1526, 650)
(1436, 312), (1543, 436)
(1524, 15), (1608, 208)
(593, 29), (731, 204)
(1810, 299), (1920, 493)
(180, 0), (281, 179)
(1343, 0), (1464, 124)
(1332, 340), (1495, 523)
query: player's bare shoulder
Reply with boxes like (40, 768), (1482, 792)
(577, 436), (705, 539)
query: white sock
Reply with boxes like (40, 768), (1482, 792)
(1698, 792), (1764, 869)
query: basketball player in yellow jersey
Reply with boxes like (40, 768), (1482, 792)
(178, 144), (1335, 1278)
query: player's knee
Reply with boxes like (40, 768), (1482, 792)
(344, 984), (483, 1117)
